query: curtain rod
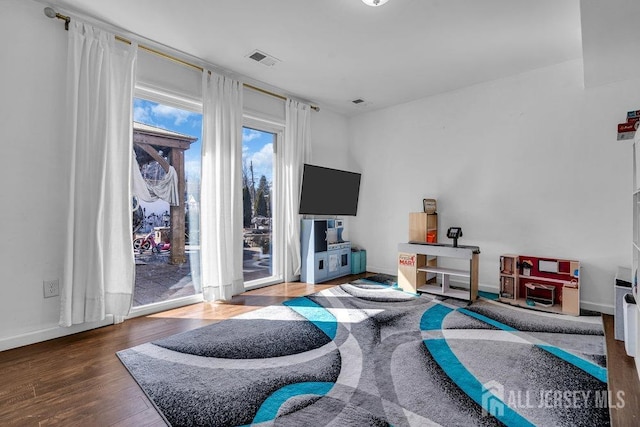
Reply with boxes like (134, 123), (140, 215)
(50, 11), (320, 112)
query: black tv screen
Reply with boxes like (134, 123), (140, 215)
(299, 164), (361, 216)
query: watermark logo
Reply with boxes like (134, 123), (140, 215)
(480, 380), (625, 417)
(481, 380), (505, 417)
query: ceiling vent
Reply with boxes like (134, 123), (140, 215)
(351, 98), (372, 107)
(246, 50), (281, 67)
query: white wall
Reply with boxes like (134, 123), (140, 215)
(310, 108), (350, 171)
(0, 0), (352, 351)
(0, 0), (81, 349)
(581, 0), (640, 88)
(309, 108), (352, 238)
(2, 0), (633, 350)
(348, 59), (637, 313)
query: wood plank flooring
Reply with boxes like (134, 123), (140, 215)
(603, 314), (640, 426)
(0, 276), (638, 426)
(0, 280), (341, 426)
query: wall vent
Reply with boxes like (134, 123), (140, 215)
(246, 50), (281, 67)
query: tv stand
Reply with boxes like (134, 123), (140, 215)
(300, 219), (351, 284)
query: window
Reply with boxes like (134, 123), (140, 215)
(131, 97), (203, 307)
(242, 121), (282, 288)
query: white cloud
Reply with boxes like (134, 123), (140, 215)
(247, 143), (273, 181)
(133, 105), (154, 124)
(243, 129), (262, 142)
(151, 104), (195, 126)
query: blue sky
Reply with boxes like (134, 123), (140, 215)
(133, 98), (274, 185)
(242, 127), (274, 186)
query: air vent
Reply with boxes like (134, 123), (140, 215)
(351, 98), (372, 107)
(246, 50), (281, 67)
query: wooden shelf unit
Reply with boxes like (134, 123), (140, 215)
(408, 212), (438, 283)
(409, 212), (438, 242)
(398, 242), (479, 301)
(497, 254), (581, 316)
(499, 254), (519, 301)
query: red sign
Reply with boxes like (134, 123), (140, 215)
(618, 122), (638, 133)
(398, 254), (415, 266)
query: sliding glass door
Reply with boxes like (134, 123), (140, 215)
(130, 100), (283, 305)
(131, 96), (203, 307)
(242, 122), (282, 287)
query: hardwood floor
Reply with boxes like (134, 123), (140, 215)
(603, 314), (640, 426)
(0, 280), (341, 426)
(0, 276), (638, 426)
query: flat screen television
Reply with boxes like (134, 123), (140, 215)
(299, 164), (361, 216)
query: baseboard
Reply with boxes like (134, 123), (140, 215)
(581, 300), (613, 315)
(478, 284), (499, 294)
(366, 265), (396, 276)
(0, 317), (114, 352)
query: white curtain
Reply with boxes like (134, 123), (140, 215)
(60, 21), (137, 326)
(282, 99), (312, 281)
(200, 71), (244, 301)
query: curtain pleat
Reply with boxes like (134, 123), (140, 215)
(283, 99), (311, 281)
(200, 71), (245, 301)
(60, 21), (137, 326)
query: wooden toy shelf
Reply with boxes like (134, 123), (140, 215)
(398, 242), (480, 301)
(498, 254), (580, 316)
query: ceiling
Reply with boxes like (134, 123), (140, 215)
(42, 0), (584, 116)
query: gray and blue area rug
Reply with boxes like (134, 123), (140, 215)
(117, 281), (609, 426)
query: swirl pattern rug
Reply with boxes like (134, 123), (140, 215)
(116, 281), (609, 426)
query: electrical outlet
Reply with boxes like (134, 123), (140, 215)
(43, 279), (59, 298)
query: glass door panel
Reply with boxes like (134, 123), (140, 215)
(242, 126), (277, 285)
(131, 97), (202, 307)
